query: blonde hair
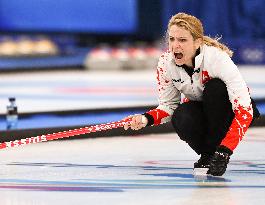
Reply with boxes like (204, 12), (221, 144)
(167, 13), (233, 57)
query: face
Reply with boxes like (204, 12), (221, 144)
(168, 25), (201, 67)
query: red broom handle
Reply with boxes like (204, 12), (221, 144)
(0, 119), (131, 150)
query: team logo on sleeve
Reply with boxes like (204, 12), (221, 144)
(202, 71), (211, 84)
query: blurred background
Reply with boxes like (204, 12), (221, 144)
(0, 0), (264, 140)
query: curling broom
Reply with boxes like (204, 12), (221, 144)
(0, 119), (132, 150)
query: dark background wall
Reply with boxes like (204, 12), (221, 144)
(1, 0), (264, 40)
(162, 0), (265, 40)
(161, 0), (265, 64)
(0, 0), (264, 64)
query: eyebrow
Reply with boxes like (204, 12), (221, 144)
(169, 36), (187, 39)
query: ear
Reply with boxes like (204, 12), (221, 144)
(194, 38), (202, 49)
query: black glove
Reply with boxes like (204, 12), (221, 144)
(207, 145), (233, 176)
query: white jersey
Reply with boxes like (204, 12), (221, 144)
(146, 44), (253, 151)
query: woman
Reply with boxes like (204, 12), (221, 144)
(124, 13), (259, 176)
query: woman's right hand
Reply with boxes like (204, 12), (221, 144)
(123, 114), (148, 130)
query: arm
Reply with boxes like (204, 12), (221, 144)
(207, 51), (253, 176)
(145, 53), (181, 126)
(124, 53), (181, 130)
(212, 52), (253, 151)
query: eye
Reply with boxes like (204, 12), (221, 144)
(169, 37), (174, 41)
(179, 39), (187, 42)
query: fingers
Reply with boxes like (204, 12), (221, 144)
(123, 114), (148, 130)
(131, 115), (144, 130)
(123, 115), (133, 130)
(124, 121), (130, 130)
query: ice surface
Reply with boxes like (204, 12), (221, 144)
(0, 127), (264, 205)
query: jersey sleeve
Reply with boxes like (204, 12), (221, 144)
(145, 53), (181, 125)
(212, 52), (253, 151)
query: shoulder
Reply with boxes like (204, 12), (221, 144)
(158, 50), (173, 65)
(202, 44), (232, 64)
(203, 44), (225, 56)
(202, 45), (238, 77)
(159, 49), (172, 59)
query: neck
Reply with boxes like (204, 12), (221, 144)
(190, 48), (201, 68)
(185, 61), (193, 68)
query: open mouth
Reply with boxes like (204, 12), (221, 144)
(174, 52), (183, 60)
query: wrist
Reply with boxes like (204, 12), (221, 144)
(216, 145), (233, 156)
(143, 113), (153, 126)
(141, 115), (148, 126)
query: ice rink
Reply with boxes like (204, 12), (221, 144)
(0, 66), (264, 204)
(0, 66), (264, 114)
(0, 127), (264, 205)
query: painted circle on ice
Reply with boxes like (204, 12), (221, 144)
(0, 160), (264, 192)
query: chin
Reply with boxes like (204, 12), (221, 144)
(175, 61), (184, 66)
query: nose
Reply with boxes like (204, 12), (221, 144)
(172, 40), (181, 49)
